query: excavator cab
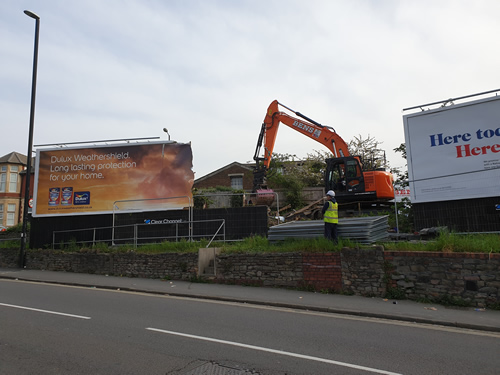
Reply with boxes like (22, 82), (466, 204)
(325, 157), (372, 201)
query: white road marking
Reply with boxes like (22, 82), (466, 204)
(0, 302), (91, 320)
(3, 280), (497, 338)
(146, 327), (403, 375)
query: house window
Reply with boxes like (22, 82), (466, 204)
(9, 169), (18, 192)
(230, 175), (243, 190)
(7, 204), (15, 226)
(0, 173), (5, 192)
(0, 204), (3, 223)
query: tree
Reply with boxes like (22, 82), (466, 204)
(348, 134), (387, 171)
(390, 143), (414, 233)
(266, 153), (306, 208)
(300, 150), (332, 187)
(391, 143), (407, 185)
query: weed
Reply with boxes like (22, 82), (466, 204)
(339, 289), (355, 296)
(487, 301), (500, 310)
(0, 239), (21, 248)
(189, 274), (209, 283)
(436, 294), (472, 308)
(385, 286), (406, 300)
(296, 282), (316, 292)
(416, 297), (433, 304)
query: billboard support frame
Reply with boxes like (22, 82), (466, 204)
(403, 88), (500, 112)
(33, 136), (163, 148)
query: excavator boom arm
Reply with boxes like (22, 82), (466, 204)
(254, 100), (350, 170)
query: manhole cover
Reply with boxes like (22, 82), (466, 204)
(182, 361), (260, 375)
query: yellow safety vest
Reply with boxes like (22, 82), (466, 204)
(324, 201), (338, 224)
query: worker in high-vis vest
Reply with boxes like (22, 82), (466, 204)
(322, 190), (338, 243)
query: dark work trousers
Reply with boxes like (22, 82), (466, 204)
(324, 222), (338, 243)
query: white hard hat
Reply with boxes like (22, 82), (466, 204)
(326, 190), (335, 197)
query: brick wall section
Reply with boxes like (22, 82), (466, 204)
(302, 253), (342, 291)
(385, 251), (500, 308)
(341, 247), (386, 296)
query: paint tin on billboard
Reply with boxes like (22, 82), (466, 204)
(61, 187), (73, 205)
(49, 188), (60, 206)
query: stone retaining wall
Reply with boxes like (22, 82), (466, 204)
(215, 253), (303, 287)
(1, 248), (499, 307)
(341, 247), (386, 296)
(0, 249), (198, 281)
(213, 252), (343, 290)
(385, 251), (500, 307)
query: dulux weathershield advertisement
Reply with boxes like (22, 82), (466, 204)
(403, 95), (500, 204)
(33, 142), (194, 217)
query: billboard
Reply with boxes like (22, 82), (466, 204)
(33, 142), (194, 217)
(403, 95), (500, 203)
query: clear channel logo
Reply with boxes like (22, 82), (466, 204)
(144, 218), (183, 224)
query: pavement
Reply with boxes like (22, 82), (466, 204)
(1, 267), (499, 333)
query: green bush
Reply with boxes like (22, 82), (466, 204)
(4, 223), (26, 234)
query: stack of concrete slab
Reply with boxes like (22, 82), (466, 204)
(268, 216), (389, 244)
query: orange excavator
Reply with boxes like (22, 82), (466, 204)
(253, 100), (394, 204)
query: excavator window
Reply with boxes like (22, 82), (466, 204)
(345, 159), (362, 188)
(325, 157), (365, 194)
(346, 160), (362, 178)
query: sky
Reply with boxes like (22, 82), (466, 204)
(2, 0), (500, 180)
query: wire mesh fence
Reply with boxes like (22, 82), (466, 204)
(51, 218), (226, 249)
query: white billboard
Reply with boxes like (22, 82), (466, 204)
(403, 95), (500, 203)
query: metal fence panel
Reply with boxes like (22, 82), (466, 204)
(268, 216), (389, 244)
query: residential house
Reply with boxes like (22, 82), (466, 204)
(193, 162), (255, 191)
(0, 152), (33, 228)
(193, 161), (324, 208)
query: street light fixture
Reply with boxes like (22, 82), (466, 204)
(163, 128), (170, 141)
(20, 10), (40, 268)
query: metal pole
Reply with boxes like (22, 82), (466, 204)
(393, 182), (399, 234)
(20, 10), (40, 268)
(134, 224), (137, 249)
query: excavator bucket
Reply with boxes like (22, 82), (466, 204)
(255, 189), (275, 206)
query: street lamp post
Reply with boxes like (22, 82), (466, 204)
(20, 10), (40, 268)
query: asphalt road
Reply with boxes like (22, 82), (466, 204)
(1, 279), (499, 375)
